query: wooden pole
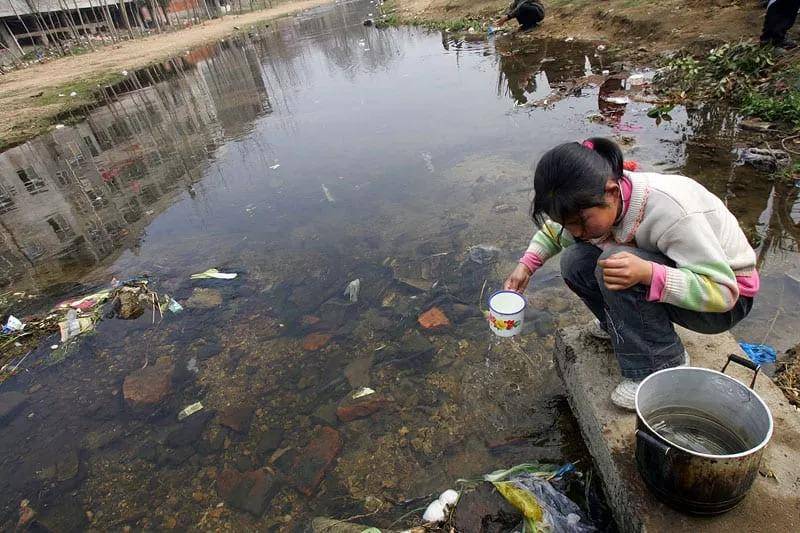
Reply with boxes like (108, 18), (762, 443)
(72, 0), (96, 50)
(117, 0), (135, 39)
(2, 21), (24, 54)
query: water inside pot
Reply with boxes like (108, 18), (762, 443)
(648, 407), (750, 455)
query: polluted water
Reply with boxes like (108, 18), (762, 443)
(0, 0), (797, 529)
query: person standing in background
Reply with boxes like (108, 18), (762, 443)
(761, 0), (800, 49)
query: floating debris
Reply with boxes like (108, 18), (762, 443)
(178, 402), (204, 420)
(321, 184), (335, 203)
(269, 163), (281, 170)
(2, 316), (24, 334)
(190, 268), (238, 280)
(344, 279), (361, 303)
(352, 387), (375, 399)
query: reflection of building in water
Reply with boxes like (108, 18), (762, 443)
(0, 42), (271, 287)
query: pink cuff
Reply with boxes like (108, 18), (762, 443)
(647, 263), (667, 302)
(736, 270), (760, 297)
(519, 252), (544, 274)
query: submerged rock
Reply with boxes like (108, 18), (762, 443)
(302, 332), (333, 351)
(0, 391), (28, 426)
(216, 468), (279, 516)
(418, 307), (451, 331)
(166, 410), (214, 448)
(218, 405), (254, 434)
(452, 482), (523, 533)
(336, 393), (390, 423)
(185, 288), (223, 309)
(122, 357), (175, 414)
(287, 426), (342, 496)
(255, 428), (285, 458)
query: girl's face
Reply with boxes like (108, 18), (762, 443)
(560, 179), (621, 240)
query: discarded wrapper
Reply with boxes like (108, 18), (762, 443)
(190, 268), (238, 280)
(178, 402), (204, 420)
(352, 387), (375, 399)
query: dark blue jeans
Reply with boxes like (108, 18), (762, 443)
(560, 243), (753, 379)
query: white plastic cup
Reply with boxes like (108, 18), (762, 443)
(488, 291), (526, 337)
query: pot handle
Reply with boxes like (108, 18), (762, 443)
(721, 354), (761, 389)
(636, 429), (671, 458)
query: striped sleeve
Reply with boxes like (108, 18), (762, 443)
(656, 214), (739, 312)
(525, 220), (575, 263)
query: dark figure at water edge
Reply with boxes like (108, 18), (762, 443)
(495, 1), (545, 32)
(761, 0), (800, 49)
(504, 138), (758, 411)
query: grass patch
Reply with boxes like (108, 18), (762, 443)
(655, 41), (800, 129)
(0, 71), (126, 151)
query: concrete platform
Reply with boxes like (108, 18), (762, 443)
(554, 325), (800, 533)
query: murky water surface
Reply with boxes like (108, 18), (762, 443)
(0, 0), (798, 529)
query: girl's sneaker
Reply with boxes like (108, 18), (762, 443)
(588, 318), (611, 340)
(611, 379), (640, 411)
(613, 353), (691, 411)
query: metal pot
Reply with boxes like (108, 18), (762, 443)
(634, 355), (773, 515)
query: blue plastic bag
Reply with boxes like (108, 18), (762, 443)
(739, 342), (777, 364)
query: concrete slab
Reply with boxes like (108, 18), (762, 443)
(554, 325), (800, 533)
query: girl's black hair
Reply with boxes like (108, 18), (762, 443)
(530, 137), (624, 226)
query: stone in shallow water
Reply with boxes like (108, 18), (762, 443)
(216, 468), (279, 516)
(452, 482), (523, 533)
(418, 306), (451, 330)
(122, 357), (175, 413)
(217, 405), (254, 434)
(285, 426), (342, 496)
(0, 391), (28, 426)
(255, 428), (285, 458)
(165, 410), (214, 449)
(302, 332), (333, 351)
(336, 393), (390, 423)
(185, 288), (223, 309)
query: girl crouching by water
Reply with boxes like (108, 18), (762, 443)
(504, 138), (759, 410)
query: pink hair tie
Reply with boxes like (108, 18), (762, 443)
(582, 140), (594, 150)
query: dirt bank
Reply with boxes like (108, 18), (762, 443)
(394, 1), (766, 54)
(0, 0), (329, 149)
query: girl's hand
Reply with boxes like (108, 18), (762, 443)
(597, 252), (653, 291)
(504, 263), (532, 293)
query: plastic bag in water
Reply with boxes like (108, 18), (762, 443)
(492, 470), (595, 533)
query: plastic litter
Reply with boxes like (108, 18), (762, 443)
(59, 309), (95, 341)
(627, 74), (646, 86)
(601, 96), (630, 105)
(190, 268), (238, 280)
(178, 401), (203, 420)
(352, 387), (375, 399)
(477, 463), (595, 533)
(269, 164), (281, 170)
(60, 289), (111, 311)
(734, 147), (790, 173)
(422, 499), (446, 523)
(739, 342), (777, 364)
(344, 279), (361, 303)
(186, 357), (199, 374)
(565, 37), (575, 42)
(321, 184), (335, 203)
(439, 489), (459, 507)
(2, 315), (24, 334)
